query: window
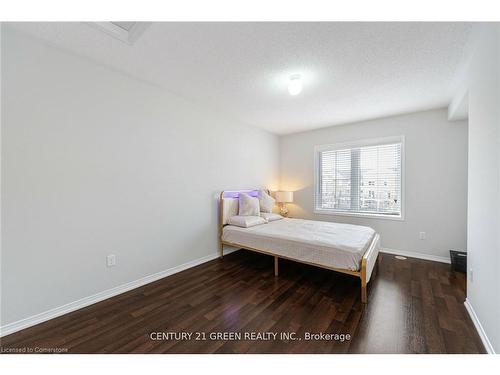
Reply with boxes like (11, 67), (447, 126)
(314, 136), (404, 219)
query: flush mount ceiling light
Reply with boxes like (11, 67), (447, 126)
(287, 74), (303, 96)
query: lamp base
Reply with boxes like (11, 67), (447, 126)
(279, 203), (289, 217)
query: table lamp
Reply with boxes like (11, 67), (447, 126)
(275, 191), (293, 217)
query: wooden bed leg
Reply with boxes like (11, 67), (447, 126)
(274, 256), (279, 277)
(361, 282), (367, 304)
(219, 241), (224, 259)
(360, 258), (367, 303)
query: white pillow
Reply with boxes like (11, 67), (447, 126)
(238, 193), (260, 216)
(260, 212), (283, 222)
(259, 190), (275, 213)
(228, 215), (266, 228)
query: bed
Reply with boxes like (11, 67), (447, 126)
(218, 190), (380, 303)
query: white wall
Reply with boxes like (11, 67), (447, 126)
(0, 29), (279, 326)
(280, 109), (468, 260)
(454, 24), (499, 353)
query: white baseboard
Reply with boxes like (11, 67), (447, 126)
(464, 298), (496, 354)
(0, 247), (239, 337)
(380, 248), (451, 264)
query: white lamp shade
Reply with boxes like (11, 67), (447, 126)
(275, 191), (293, 203)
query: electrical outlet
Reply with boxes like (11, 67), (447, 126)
(469, 268), (473, 283)
(419, 232), (426, 240)
(107, 254), (116, 267)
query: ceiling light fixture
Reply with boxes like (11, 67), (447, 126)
(288, 74), (303, 96)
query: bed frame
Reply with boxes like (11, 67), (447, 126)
(218, 189), (380, 304)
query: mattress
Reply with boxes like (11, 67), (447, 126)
(222, 218), (376, 271)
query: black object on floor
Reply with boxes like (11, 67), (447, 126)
(450, 250), (467, 273)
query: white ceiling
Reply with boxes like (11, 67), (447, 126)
(7, 22), (475, 134)
(111, 22), (137, 32)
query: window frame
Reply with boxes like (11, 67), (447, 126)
(313, 135), (405, 221)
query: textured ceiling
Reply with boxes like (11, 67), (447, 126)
(6, 22), (475, 134)
(111, 22), (136, 32)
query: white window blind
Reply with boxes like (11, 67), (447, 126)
(315, 137), (403, 218)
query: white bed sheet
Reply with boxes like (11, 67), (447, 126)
(222, 218), (376, 271)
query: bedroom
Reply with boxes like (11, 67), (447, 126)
(1, 1), (499, 373)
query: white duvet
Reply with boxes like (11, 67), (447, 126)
(222, 218), (376, 271)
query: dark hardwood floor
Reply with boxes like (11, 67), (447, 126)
(0, 251), (485, 354)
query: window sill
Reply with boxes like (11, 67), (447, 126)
(313, 209), (404, 221)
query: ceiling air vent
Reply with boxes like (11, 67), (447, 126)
(90, 22), (151, 45)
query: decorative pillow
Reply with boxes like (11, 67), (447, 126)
(228, 215), (266, 228)
(238, 193), (260, 216)
(259, 190), (275, 213)
(260, 212), (283, 222)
